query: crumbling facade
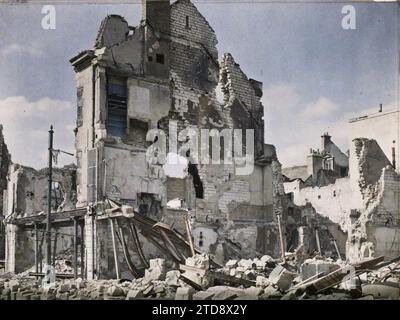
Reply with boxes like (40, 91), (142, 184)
(1, 1), (399, 301)
(4, 164), (80, 273)
(0, 125), (11, 261)
(66, 0), (287, 279)
(283, 116), (400, 262)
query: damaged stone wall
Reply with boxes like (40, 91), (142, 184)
(69, 0), (288, 278)
(285, 201), (347, 259)
(0, 125), (11, 259)
(0, 125), (11, 215)
(166, 0), (285, 259)
(5, 223), (76, 274)
(3, 163), (79, 273)
(5, 164), (77, 219)
(285, 137), (400, 262)
(347, 138), (400, 261)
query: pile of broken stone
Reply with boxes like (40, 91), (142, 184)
(0, 253), (399, 300)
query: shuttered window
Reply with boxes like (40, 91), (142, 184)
(107, 79), (127, 138)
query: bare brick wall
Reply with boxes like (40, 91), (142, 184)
(170, 0), (218, 59)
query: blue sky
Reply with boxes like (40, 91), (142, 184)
(0, 1), (398, 168)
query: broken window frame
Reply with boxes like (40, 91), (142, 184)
(126, 118), (150, 148)
(106, 77), (128, 138)
(87, 148), (98, 205)
(156, 54), (165, 65)
(76, 87), (84, 128)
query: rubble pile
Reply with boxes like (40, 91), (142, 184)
(0, 253), (399, 300)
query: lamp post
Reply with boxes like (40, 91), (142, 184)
(46, 125), (54, 266)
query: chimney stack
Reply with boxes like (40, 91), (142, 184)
(321, 132), (331, 152)
(142, 0), (170, 34)
(392, 140), (396, 169)
(142, 0), (170, 79)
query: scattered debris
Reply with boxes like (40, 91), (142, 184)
(1, 253), (398, 300)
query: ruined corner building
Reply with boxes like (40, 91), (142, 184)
(3, 0), (287, 278)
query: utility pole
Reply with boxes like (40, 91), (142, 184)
(46, 125), (54, 266)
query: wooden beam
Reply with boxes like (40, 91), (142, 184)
(74, 218), (78, 278)
(159, 229), (186, 263)
(109, 218), (120, 279)
(11, 208), (86, 226)
(128, 221), (149, 269)
(80, 222), (85, 278)
(34, 224), (39, 274)
(115, 218), (140, 278)
(184, 214), (195, 257)
(315, 228), (322, 256)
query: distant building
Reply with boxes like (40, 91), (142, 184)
(0, 125), (11, 260)
(283, 133), (349, 188)
(283, 111), (400, 262)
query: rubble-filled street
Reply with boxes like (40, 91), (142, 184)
(1, 252), (399, 300)
(0, 0), (399, 306)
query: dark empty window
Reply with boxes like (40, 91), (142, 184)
(156, 54), (164, 64)
(128, 118), (149, 147)
(137, 193), (162, 220)
(107, 79), (127, 138)
(188, 163), (204, 199)
(185, 16), (190, 29)
(76, 87), (83, 127)
(148, 55), (153, 62)
(199, 231), (203, 247)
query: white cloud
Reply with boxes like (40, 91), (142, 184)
(0, 43), (43, 57)
(263, 84), (300, 117)
(262, 83), (384, 168)
(301, 97), (339, 119)
(0, 96), (76, 169)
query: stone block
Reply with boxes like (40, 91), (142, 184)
(300, 259), (340, 281)
(106, 285), (125, 297)
(75, 277), (85, 289)
(8, 280), (20, 292)
(260, 285), (283, 299)
(256, 276), (270, 288)
(165, 270), (181, 287)
(185, 253), (210, 270)
(268, 265), (296, 292)
(175, 287), (194, 300)
(193, 291), (215, 300)
(144, 258), (166, 281)
(238, 259), (253, 270)
(126, 289), (144, 300)
(225, 259), (238, 268)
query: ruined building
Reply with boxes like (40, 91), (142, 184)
(3, 164), (79, 273)
(0, 125), (11, 260)
(349, 107), (399, 171)
(283, 109), (400, 262)
(283, 133), (349, 188)
(4, 0), (287, 279)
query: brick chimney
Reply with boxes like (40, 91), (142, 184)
(321, 132), (331, 153)
(392, 140), (396, 169)
(142, 0), (170, 34)
(142, 0), (170, 79)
